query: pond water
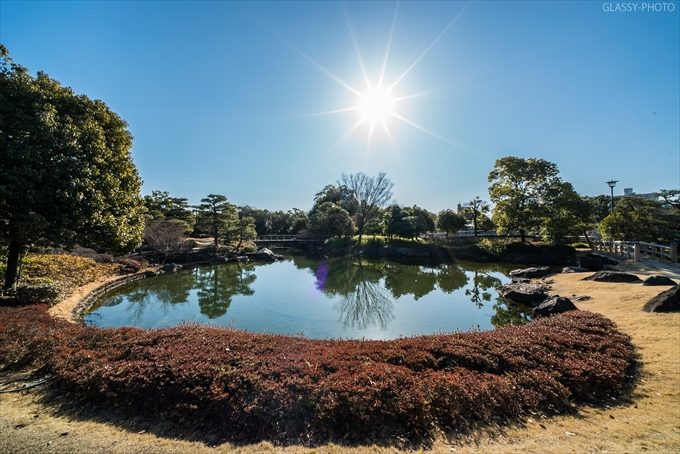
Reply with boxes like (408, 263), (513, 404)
(85, 255), (531, 339)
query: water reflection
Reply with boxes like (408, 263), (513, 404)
(195, 264), (256, 318)
(315, 257), (394, 330)
(87, 255), (534, 337)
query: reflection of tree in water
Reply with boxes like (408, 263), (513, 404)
(436, 264), (469, 293)
(491, 299), (532, 328)
(194, 264), (256, 319)
(465, 270), (502, 307)
(317, 257), (394, 330)
(96, 271), (197, 324)
(383, 263), (438, 300)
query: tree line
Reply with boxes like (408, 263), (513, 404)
(2, 45), (678, 289)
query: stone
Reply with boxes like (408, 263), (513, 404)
(532, 296), (578, 318)
(509, 266), (554, 279)
(562, 266), (589, 273)
(511, 277), (532, 284)
(251, 248), (284, 261)
(499, 283), (549, 305)
(162, 263), (182, 273)
(578, 253), (619, 271)
(583, 271), (641, 283)
(642, 275), (678, 286)
(643, 286), (680, 312)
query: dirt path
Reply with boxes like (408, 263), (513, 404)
(2, 273), (679, 453)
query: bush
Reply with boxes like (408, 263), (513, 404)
(477, 238), (511, 256)
(116, 257), (147, 273)
(0, 254), (119, 304)
(0, 305), (636, 445)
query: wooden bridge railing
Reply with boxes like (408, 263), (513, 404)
(592, 240), (679, 264)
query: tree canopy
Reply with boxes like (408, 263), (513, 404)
(0, 45), (144, 288)
(436, 209), (466, 237)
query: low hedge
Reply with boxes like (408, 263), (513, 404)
(0, 305), (636, 444)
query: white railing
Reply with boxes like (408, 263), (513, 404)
(592, 240), (679, 264)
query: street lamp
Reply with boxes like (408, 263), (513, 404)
(606, 180), (618, 214)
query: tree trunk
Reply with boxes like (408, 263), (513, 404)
(4, 240), (24, 290)
(520, 229), (526, 243)
(473, 216), (478, 237)
(583, 228), (593, 249)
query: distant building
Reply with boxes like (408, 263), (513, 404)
(621, 188), (659, 201)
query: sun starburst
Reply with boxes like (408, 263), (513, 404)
(287, 2), (470, 150)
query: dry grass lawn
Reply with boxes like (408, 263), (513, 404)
(1, 272), (679, 454)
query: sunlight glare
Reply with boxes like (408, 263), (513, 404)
(358, 85), (396, 127)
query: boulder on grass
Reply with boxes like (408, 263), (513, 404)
(500, 283), (549, 305)
(509, 266), (554, 279)
(532, 296), (578, 318)
(583, 271), (641, 283)
(642, 275), (678, 286)
(643, 286), (680, 313)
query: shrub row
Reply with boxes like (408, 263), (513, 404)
(0, 306), (636, 444)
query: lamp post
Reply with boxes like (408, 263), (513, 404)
(606, 180), (618, 214)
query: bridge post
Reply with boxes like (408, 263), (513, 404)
(634, 243), (640, 262)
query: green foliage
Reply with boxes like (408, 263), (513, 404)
(477, 238), (511, 256)
(228, 216), (257, 251)
(241, 207), (309, 235)
(488, 157), (559, 240)
(195, 194), (238, 248)
(584, 195), (618, 224)
(436, 209), (466, 236)
(599, 196), (679, 242)
(0, 46), (144, 287)
(384, 205), (435, 240)
(309, 202), (353, 238)
(488, 157), (589, 244)
(540, 181), (592, 245)
(143, 190), (195, 233)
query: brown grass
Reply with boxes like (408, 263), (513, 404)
(1, 272), (679, 453)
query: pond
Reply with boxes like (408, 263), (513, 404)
(85, 255), (532, 339)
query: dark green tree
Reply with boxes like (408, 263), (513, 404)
(143, 190), (195, 233)
(436, 209), (466, 238)
(540, 181), (592, 245)
(599, 196), (679, 243)
(228, 215), (257, 251)
(488, 157), (559, 242)
(0, 46), (144, 289)
(195, 194), (237, 249)
(308, 202), (353, 238)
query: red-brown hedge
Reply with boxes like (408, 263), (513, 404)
(0, 305), (636, 444)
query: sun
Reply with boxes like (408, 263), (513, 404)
(286, 2), (469, 148)
(358, 84), (396, 127)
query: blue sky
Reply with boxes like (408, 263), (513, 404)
(1, 1), (678, 212)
